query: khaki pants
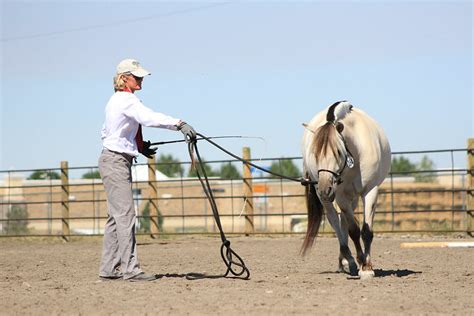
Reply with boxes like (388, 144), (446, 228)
(98, 149), (142, 279)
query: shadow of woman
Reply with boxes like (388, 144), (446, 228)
(155, 272), (250, 280)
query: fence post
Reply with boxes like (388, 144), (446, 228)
(467, 138), (474, 237)
(147, 157), (159, 238)
(61, 161), (70, 241)
(242, 147), (254, 235)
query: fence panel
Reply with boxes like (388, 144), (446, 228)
(0, 146), (471, 238)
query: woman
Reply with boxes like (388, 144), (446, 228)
(98, 58), (196, 281)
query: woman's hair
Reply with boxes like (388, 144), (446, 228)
(113, 73), (129, 92)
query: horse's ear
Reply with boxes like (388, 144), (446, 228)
(336, 122), (344, 133)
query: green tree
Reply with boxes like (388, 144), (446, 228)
(27, 170), (60, 180)
(139, 201), (164, 233)
(269, 158), (300, 178)
(391, 155), (437, 183)
(82, 170), (101, 179)
(415, 155), (437, 183)
(187, 159), (218, 177)
(390, 156), (417, 175)
(4, 204), (29, 235)
(220, 162), (241, 180)
(156, 154), (184, 177)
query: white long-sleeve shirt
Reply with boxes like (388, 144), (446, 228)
(101, 91), (181, 157)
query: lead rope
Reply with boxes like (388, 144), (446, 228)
(194, 133), (318, 186)
(184, 136), (250, 280)
(163, 132), (316, 280)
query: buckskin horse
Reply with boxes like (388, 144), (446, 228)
(301, 101), (391, 278)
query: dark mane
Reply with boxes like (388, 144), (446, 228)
(326, 101), (343, 123)
(312, 122), (342, 162)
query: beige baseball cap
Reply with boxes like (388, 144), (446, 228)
(116, 59), (151, 77)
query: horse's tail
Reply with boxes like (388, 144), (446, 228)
(300, 175), (324, 256)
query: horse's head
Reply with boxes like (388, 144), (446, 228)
(312, 122), (352, 202)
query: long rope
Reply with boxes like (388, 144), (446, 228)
(193, 133), (317, 186)
(184, 136), (250, 280)
(155, 132), (315, 281)
(150, 135), (264, 146)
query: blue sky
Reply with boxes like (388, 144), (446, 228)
(1, 0), (472, 173)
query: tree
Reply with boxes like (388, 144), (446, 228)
(390, 156), (417, 175)
(82, 170), (101, 179)
(220, 162), (241, 180)
(138, 201), (163, 233)
(4, 204), (29, 235)
(27, 170), (60, 180)
(415, 155), (437, 183)
(269, 158), (300, 178)
(156, 154), (184, 177)
(391, 155), (437, 183)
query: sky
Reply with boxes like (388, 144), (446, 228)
(0, 0), (472, 175)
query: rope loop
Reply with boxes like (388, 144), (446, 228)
(221, 241), (250, 279)
(184, 137), (250, 280)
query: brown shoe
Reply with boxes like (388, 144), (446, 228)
(128, 272), (157, 282)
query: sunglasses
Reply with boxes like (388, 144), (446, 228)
(125, 73), (143, 81)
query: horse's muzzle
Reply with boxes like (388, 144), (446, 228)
(319, 186), (335, 202)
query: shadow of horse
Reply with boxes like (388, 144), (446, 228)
(319, 268), (422, 278)
(374, 269), (422, 278)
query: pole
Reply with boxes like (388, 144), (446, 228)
(242, 147), (254, 235)
(467, 138), (474, 237)
(61, 161), (70, 241)
(147, 157), (160, 238)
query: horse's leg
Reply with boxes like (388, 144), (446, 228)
(360, 187), (379, 278)
(337, 197), (364, 271)
(323, 201), (358, 276)
(337, 212), (350, 273)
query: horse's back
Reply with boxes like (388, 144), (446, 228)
(302, 105), (391, 189)
(343, 108), (391, 187)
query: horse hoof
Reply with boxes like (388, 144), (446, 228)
(338, 258), (350, 274)
(359, 270), (375, 280)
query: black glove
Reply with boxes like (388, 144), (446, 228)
(141, 140), (157, 159)
(177, 122), (197, 142)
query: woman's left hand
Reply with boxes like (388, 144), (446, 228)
(141, 140), (157, 159)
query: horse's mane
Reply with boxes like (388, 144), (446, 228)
(311, 101), (353, 163)
(312, 123), (340, 161)
(326, 100), (352, 122)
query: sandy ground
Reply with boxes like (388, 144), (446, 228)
(1, 235), (473, 315)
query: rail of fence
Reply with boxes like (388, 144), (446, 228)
(0, 143), (473, 239)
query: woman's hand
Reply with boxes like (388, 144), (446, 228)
(178, 122), (197, 142)
(141, 140), (157, 159)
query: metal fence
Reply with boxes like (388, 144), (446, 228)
(1, 144), (473, 239)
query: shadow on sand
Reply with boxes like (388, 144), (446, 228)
(319, 269), (422, 278)
(374, 269), (422, 278)
(154, 272), (250, 280)
(155, 273), (189, 279)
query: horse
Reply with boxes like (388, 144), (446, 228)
(300, 101), (391, 278)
